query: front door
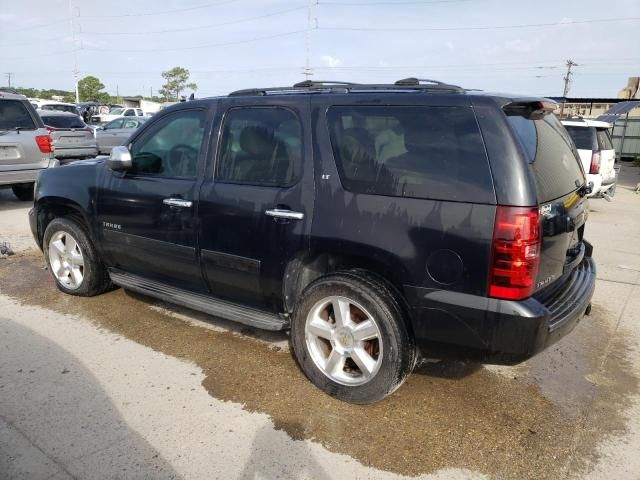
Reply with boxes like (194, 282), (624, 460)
(97, 108), (209, 292)
(198, 99), (314, 311)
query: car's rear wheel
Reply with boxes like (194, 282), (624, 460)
(291, 271), (415, 403)
(11, 183), (34, 201)
(43, 217), (111, 297)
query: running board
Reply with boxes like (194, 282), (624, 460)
(108, 270), (289, 331)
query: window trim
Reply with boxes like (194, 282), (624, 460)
(214, 105), (304, 189)
(127, 107), (206, 180)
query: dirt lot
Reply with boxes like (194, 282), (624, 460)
(1, 166), (640, 480)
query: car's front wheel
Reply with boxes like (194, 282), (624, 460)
(43, 217), (111, 297)
(291, 271), (415, 403)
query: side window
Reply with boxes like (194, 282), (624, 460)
(123, 119), (138, 129)
(596, 128), (613, 150)
(327, 105), (494, 203)
(129, 110), (205, 178)
(105, 119), (124, 130)
(217, 107), (302, 187)
(124, 109), (135, 117)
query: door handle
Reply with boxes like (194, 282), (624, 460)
(265, 208), (304, 220)
(163, 198), (192, 208)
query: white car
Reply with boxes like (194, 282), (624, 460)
(562, 119), (617, 198)
(90, 107), (144, 125)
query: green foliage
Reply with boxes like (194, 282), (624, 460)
(78, 76), (109, 102)
(159, 67), (197, 101)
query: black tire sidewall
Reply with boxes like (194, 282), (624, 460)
(11, 183), (34, 201)
(43, 217), (105, 296)
(291, 273), (413, 404)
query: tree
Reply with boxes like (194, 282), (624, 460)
(78, 76), (109, 102)
(159, 67), (197, 101)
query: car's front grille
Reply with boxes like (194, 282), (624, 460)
(533, 256), (596, 331)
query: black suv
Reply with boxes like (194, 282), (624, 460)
(29, 79), (596, 403)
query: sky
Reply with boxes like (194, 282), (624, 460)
(0, 0), (639, 99)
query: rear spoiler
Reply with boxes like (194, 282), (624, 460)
(503, 100), (557, 120)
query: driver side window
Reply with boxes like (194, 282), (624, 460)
(130, 110), (205, 178)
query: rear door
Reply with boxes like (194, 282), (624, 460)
(0, 99), (50, 174)
(596, 127), (616, 183)
(507, 113), (588, 291)
(197, 98), (314, 311)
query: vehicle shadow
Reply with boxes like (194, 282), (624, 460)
(238, 422), (331, 480)
(0, 189), (30, 212)
(0, 320), (180, 479)
(413, 358), (483, 380)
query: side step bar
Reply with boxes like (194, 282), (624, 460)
(108, 270), (289, 331)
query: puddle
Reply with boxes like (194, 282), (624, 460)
(1, 251), (637, 479)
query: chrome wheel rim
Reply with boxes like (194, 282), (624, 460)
(305, 296), (383, 386)
(48, 231), (85, 290)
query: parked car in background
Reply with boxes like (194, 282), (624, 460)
(30, 79), (596, 403)
(37, 101), (80, 115)
(39, 111), (97, 161)
(95, 117), (147, 154)
(0, 91), (56, 201)
(91, 107), (144, 124)
(562, 119), (617, 198)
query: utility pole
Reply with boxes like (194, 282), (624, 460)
(4, 72), (13, 88)
(68, 0), (80, 103)
(560, 59), (578, 118)
(303, 0), (318, 79)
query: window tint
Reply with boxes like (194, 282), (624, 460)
(130, 109), (205, 178)
(0, 100), (36, 130)
(564, 125), (596, 150)
(124, 109), (135, 117)
(41, 115), (85, 129)
(217, 107), (302, 187)
(326, 106), (494, 203)
(596, 128), (613, 150)
(507, 115), (584, 202)
(104, 118), (124, 130)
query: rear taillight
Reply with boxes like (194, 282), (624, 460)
(489, 206), (541, 301)
(590, 150), (601, 174)
(35, 135), (53, 153)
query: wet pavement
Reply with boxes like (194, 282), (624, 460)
(1, 165), (640, 479)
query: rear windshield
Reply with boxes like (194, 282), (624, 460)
(41, 115), (86, 129)
(507, 115), (584, 202)
(41, 104), (78, 114)
(564, 125), (596, 150)
(0, 100), (36, 130)
(327, 105), (494, 203)
(596, 128), (613, 150)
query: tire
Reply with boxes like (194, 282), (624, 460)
(291, 271), (415, 404)
(43, 217), (111, 297)
(11, 183), (34, 201)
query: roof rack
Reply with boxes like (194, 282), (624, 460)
(228, 77), (465, 97)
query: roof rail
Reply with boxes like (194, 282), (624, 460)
(228, 78), (465, 97)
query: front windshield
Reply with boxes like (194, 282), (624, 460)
(110, 108), (124, 115)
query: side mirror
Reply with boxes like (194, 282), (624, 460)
(107, 146), (132, 171)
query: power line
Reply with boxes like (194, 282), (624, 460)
(84, 29), (306, 53)
(1, 18), (68, 34)
(83, 5), (307, 35)
(79, 0), (240, 18)
(319, 16), (640, 31)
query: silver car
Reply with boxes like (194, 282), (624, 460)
(39, 111), (97, 161)
(95, 117), (146, 154)
(1, 91), (56, 201)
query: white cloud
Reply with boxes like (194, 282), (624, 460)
(320, 55), (342, 68)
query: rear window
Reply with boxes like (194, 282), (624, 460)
(564, 125), (596, 150)
(326, 106), (494, 203)
(596, 128), (613, 150)
(41, 115), (86, 129)
(508, 115), (584, 202)
(0, 100), (36, 130)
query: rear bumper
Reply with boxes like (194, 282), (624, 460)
(54, 146), (98, 159)
(404, 247), (596, 364)
(0, 169), (43, 186)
